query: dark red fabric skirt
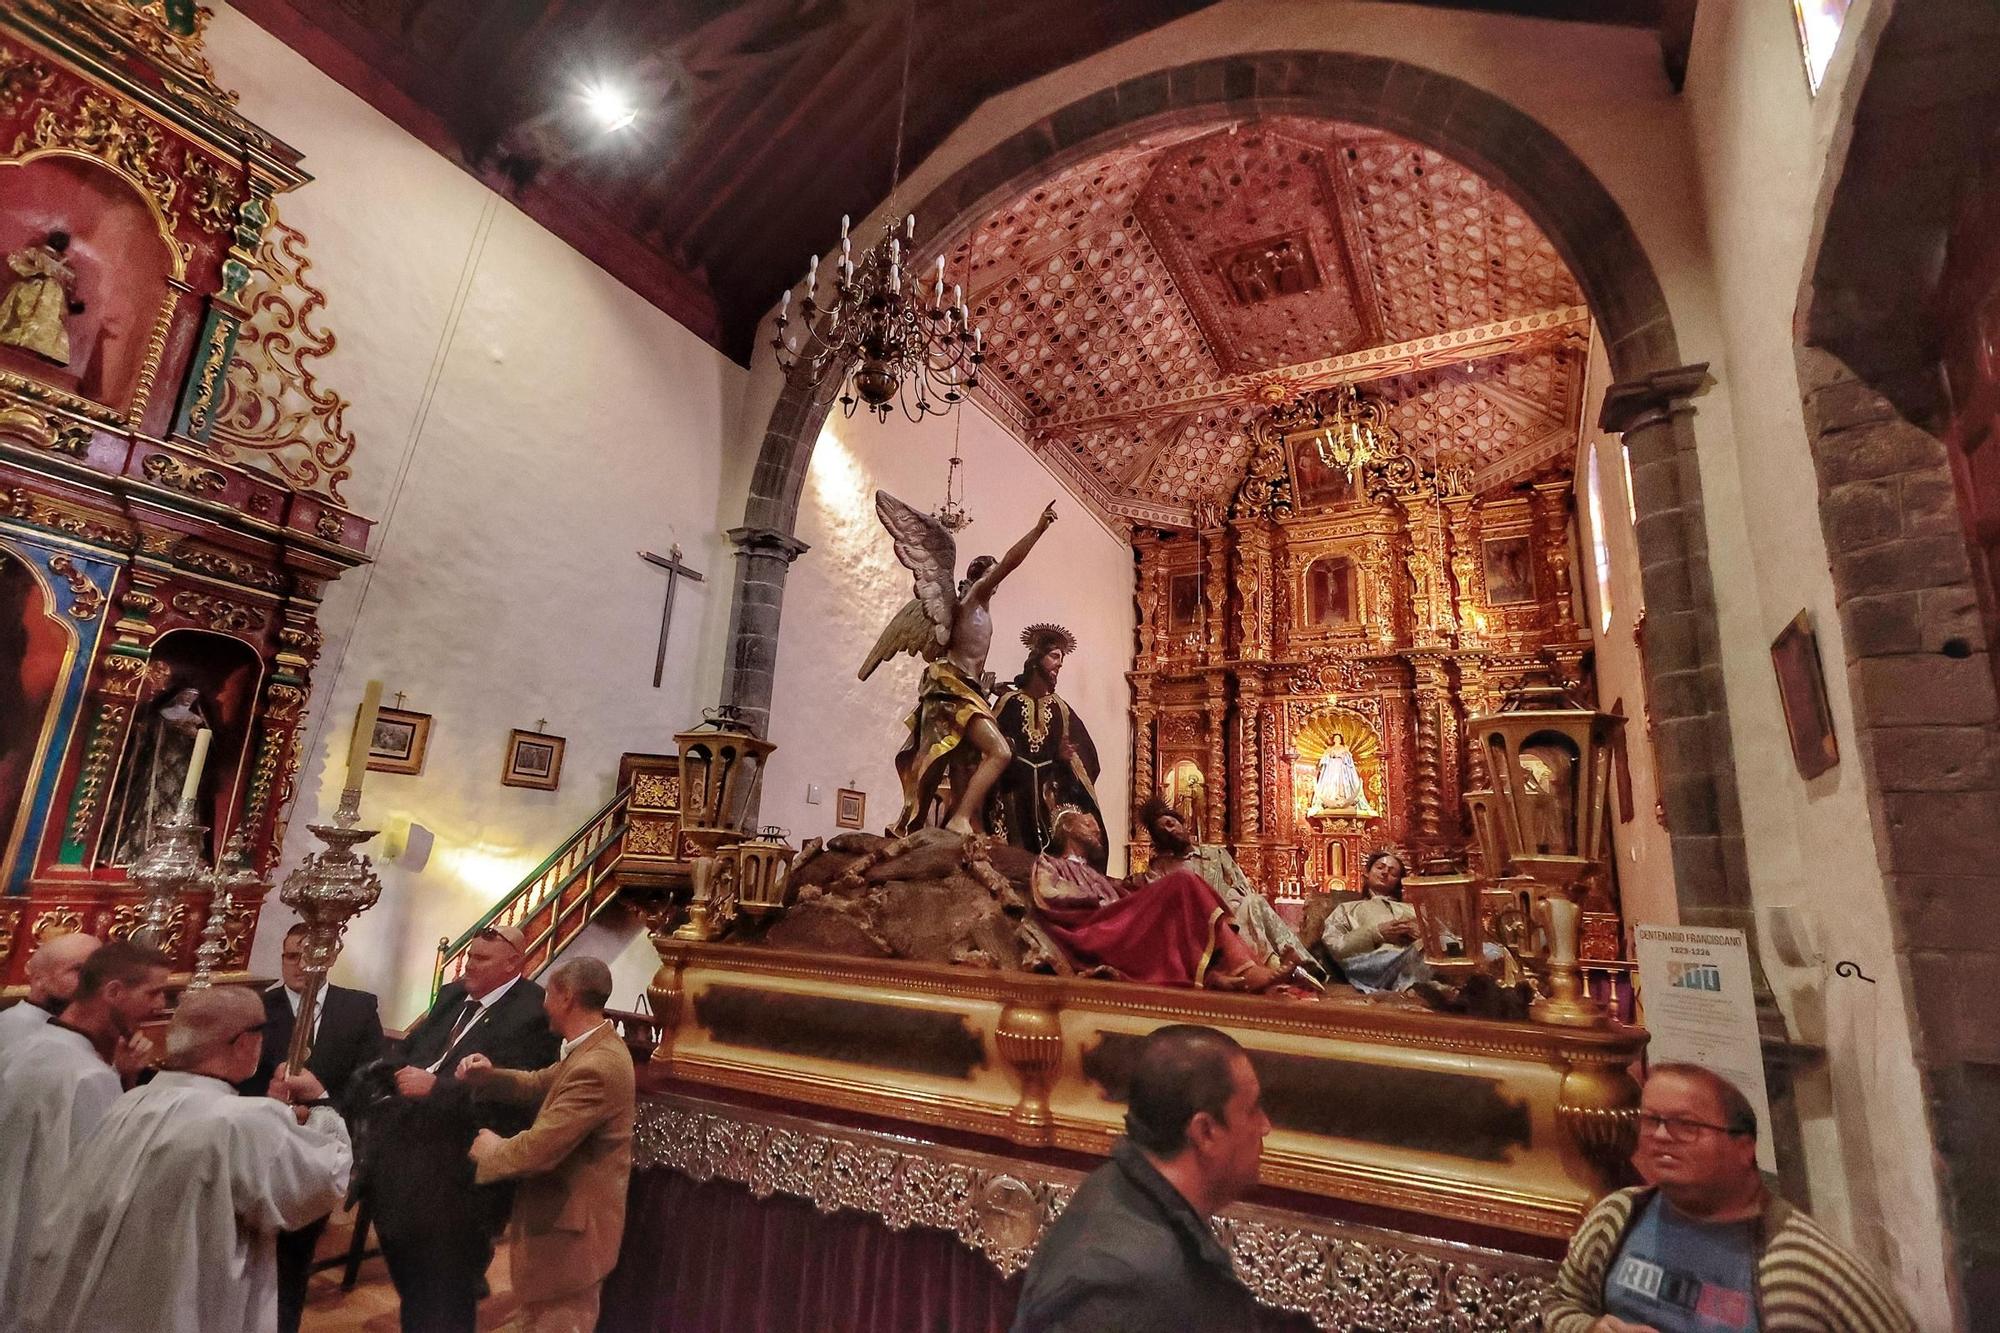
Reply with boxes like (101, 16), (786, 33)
(1035, 868), (1227, 985)
(597, 1167), (1021, 1332)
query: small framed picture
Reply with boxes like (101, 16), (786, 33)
(835, 787), (866, 830)
(502, 729), (565, 790)
(1771, 611), (1839, 780)
(366, 708), (432, 776)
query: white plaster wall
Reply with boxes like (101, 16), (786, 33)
(763, 406), (1136, 864)
(207, 6), (748, 1025)
(1679, 2), (1949, 1317)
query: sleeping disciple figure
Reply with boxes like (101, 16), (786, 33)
(1030, 809), (1285, 994)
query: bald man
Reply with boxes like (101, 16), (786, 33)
(20, 986), (351, 1333)
(0, 933), (100, 1066)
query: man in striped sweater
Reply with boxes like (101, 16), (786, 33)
(1544, 1063), (1911, 1333)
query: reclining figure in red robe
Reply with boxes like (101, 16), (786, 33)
(1030, 809), (1283, 993)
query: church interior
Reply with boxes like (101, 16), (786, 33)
(0, 0), (1995, 1328)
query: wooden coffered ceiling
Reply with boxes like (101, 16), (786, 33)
(230, 0), (1683, 362)
(948, 118), (1590, 529)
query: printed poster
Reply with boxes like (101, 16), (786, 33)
(1634, 924), (1776, 1173)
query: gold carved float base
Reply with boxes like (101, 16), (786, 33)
(647, 938), (1646, 1241)
(635, 1088), (1558, 1331)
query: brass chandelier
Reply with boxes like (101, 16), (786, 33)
(1301, 383), (1394, 479)
(769, 0), (983, 422)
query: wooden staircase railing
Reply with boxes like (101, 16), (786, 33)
(431, 785), (633, 1002)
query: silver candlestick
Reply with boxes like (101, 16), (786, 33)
(277, 786), (383, 1073)
(127, 794), (209, 957)
(187, 830), (264, 991)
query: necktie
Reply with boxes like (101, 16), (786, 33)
(425, 999), (483, 1073)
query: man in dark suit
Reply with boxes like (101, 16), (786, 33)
(367, 923), (558, 1333)
(239, 923), (385, 1333)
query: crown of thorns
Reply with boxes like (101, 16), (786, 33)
(1021, 622), (1078, 655)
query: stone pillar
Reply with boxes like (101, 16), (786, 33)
(720, 525), (811, 736)
(1596, 363), (1747, 919)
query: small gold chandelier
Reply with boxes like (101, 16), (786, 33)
(768, 0), (983, 423)
(1301, 383), (1392, 479)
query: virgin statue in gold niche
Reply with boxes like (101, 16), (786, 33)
(1309, 733), (1376, 817)
(0, 232), (86, 366)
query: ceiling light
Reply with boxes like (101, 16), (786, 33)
(581, 82), (639, 133)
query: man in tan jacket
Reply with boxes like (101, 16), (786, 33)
(458, 957), (635, 1333)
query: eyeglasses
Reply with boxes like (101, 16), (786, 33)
(476, 928), (523, 953)
(1638, 1112), (1744, 1142)
(279, 951), (304, 963)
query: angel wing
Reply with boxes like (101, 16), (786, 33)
(858, 595), (940, 680)
(858, 491), (959, 679)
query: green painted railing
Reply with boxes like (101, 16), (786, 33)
(430, 784), (632, 1002)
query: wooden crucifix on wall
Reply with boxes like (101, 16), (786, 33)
(639, 544), (705, 688)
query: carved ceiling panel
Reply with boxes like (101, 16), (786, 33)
(952, 116), (1589, 529)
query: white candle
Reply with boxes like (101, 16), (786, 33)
(904, 213), (915, 239)
(840, 214), (850, 239)
(345, 680), (383, 792)
(807, 255), (818, 288)
(1544, 895), (1579, 966)
(779, 289), (790, 320)
(180, 728), (212, 804)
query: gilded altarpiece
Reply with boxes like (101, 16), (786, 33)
(1130, 403), (1593, 901)
(0, 2), (369, 985)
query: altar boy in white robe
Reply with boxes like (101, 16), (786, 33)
(20, 986), (351, 1333)
(0, 939), (170, 1333)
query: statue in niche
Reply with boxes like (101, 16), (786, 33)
(1309, 732), (1376, 817)
(109, 685), (210, 865)
(0, 232), (86, 366)
(859, 490), (1058, 836)
(988, 623), (1104, 865)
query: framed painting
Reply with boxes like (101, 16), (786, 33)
(1167, 571), (1202, 632)
(1771, 611), (1839, 779)
(1303, 556), (1356, 629)
(502, 729), (565, 790)
(366, 707), (432, 776)
(1482, 535), (1537, 605)
(835, 787), (866, 829)
(1286, 436), (1357, 510)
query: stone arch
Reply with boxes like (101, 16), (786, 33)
(723, 50), (1748, 924)
(1792, 0), (2000, 1309)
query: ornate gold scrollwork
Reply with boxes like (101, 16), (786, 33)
(0, 904), (24, 970)
(0, 404), (91, 456)
(211, 217), (360, 503)
(46, 554), (103, 619)
(64, 701), (128, 845)
(30, 907), (84, 943)
(178, 547), (284, 590)
(168, 590), (265, 633)
(16, 90), (180, 216)
(108, 899), (185, 953)
(141, 453), (227, 496)
(0, 46), (55, 118)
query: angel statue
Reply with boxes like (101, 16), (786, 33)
(859, 491), (1058, 836)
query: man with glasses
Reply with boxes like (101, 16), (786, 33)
(18, 986), (349, 1333)
(366, 922), (557, 1332)
(1544, 1062), (1911, 1332)
(239, 923), (384, 1333)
